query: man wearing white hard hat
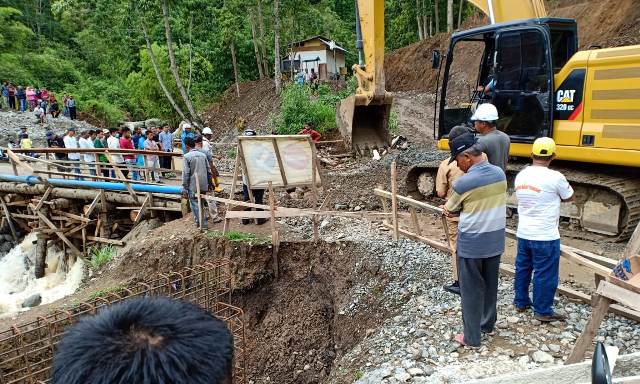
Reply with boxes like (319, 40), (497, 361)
(513, 137), (574, 322)
(472, 103), (510, 171)
(180, 122), (195, 154)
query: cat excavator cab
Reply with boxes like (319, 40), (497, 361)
(336, 0), (391, 154)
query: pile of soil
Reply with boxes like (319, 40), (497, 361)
(201, 78), (281, 141)
(385, 0), (640, 93)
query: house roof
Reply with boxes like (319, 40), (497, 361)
(289, 35), (348, 53)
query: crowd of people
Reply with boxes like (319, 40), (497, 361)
(438, 103), (574, 348)
(1, 81), (77, 121)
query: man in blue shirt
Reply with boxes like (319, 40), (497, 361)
(181, 123), (195, 154)
(159, 124), (174, 176)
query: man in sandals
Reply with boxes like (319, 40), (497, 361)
(513, 137), (574, 322)
(443, 132), (507, 347)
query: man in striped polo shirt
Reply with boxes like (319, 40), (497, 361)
(444, 132), (507, 347)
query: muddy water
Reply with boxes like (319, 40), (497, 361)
(0, 234), (84, 316)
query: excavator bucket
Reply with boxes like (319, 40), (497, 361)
(336, 94), (392, 154)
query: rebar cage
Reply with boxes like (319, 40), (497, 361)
(0, 260), (246, 384)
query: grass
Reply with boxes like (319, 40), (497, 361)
(354, 371), (364, 380)
(86, 285), (127, 302)
(388, 111), (399, 135)
(88, 245), (116, 270)
(226, 147), (237, 159)
(206, 230), (269, 243)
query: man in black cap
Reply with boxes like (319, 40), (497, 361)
(443, 132), (507, 348)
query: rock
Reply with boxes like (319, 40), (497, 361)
(518, 355), (530, 366)
(394, 370), (411, 382)
(531, 319), (542, 326)
(407, 367), (425, 376)
(303, 364), (311, 370)
(532, 350), (554, 364)
(548, 344), (561, 353)
(334, 203), (348, 210)
(506, 316), (520, 324)
(22, 294), (42, 308)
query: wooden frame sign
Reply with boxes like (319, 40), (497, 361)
(238, 135), (321, 189)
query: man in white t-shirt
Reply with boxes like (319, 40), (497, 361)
(513, 137), (574, 322)
(63, 128), (81, 180)
(107, 128), (124, 178)
(78, 130), (97, 176)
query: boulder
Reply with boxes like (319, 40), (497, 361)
(22, 294), (42, 308)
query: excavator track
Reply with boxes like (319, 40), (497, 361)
(405, 161), (640, 242)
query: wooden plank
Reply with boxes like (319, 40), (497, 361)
(32, 187), (53, 213)
(133, 195), (151, 226)
(566, 292), (613, 364)
(561, 248), (612, 277)
(11, 213), (39, 220)
(84, 194), (101, 218)
(623, 222), (640, 259)
(0, 199), (18, 241)
(86, 236), (124, 246)
(409, 207), (422, 236)
(104, 150), (139, 204)
(52, 210), (91, 223)
(63, 222), (89, 237)
(35, 210), (83, 257)
(374, 188), (442, 214)
(311, 141), (319, 241)
(268, 182), (279, 279)
(383, 223), (450, 253)
(271, 138), (289, 186)
(391, 161), (399, 241)
(6, 148), (34, 174)
(597, 280), (640, 311)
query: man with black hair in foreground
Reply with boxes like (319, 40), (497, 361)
(52, 297), (234, 384)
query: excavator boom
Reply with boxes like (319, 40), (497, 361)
(336, 0), (391, 153)
(466, 0), (546, 23)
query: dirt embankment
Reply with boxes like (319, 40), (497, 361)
(201, 78), (281, 141)
(385, 0), (640, 93)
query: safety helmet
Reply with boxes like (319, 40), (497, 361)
(183, 122), (192, 130)
(470, 103), (499, 122)
(202, 127), (213, 135)
(532, 137), (556, 157)
(243, 128), (256, 136)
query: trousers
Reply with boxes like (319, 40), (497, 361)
(458, 254), (501, 347)
(514, 238), (560, 316)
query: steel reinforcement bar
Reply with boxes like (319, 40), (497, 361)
(0, 260), (246, 384)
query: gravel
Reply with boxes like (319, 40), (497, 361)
(0, 111), (100, 147)
(275, 216), (640, 383)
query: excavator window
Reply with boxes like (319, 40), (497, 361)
(493, 27), (553, 141)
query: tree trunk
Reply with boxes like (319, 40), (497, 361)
(273, 0), (282, 95)
(161, 0), (200, 124)
(416, 0), (424, 40)
(447, 0), (454, 32)
(230, 41), (241, 98)
(257, 0), (270, 77)
(188, 13), (193, 95)
(250, 8), (265, 78)
(422, 0), (429, 38)
(458, 0), (464, 28)
(434, 0), (440, 34)
(429, 16), (433, 36)
(142, 24), (187, 121)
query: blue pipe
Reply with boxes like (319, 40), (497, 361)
(0, 174), (183, 194)
(0, 175), (42, 186)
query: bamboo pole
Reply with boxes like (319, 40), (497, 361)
(391, 161), (399, 241)
(268, 181), (279, 278)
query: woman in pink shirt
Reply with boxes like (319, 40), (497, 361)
(26, 87), (37, 111)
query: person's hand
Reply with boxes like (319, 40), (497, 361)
(442, 206), (459, 218)
(182, 190), (188, 199)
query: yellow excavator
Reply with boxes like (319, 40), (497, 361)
(340, 0), (640, 240)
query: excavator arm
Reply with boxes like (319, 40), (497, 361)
(466, 0), (546, 23)
(336, 0), (391, 153)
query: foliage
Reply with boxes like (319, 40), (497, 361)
(388, 111), (399, 134)
(270, 77), (356, 135)
(85, 284), (127, 302)
(88, 245), (116, 270)
(206, 230), (268, 243)
(0, 0), (474, 125)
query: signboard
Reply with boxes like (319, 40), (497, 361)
(238, 135), (321, 189)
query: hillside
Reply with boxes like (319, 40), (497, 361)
(385, 0), (640, 92)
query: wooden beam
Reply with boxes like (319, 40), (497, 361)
(383, 222), (450, 253)
(623, 222), (640, 259)
(51, 210), (91, 223)
(70, 234), (124, 246)
(391, 161), (399, 241)
(11, 213), (38, 220)
(6, 148), (34, 174)
(104, 150), (139, 204)
(0, 198), (18, 241)
(32, 186), (53, 213)
(133, 194), (151, 226)
(566, 293), (613, 364)
(596, 280), (640, 311)
(84, 194), (101, 218)
(35, 210), (83, 257)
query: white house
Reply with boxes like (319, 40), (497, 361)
(283, 35), (348, 80)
